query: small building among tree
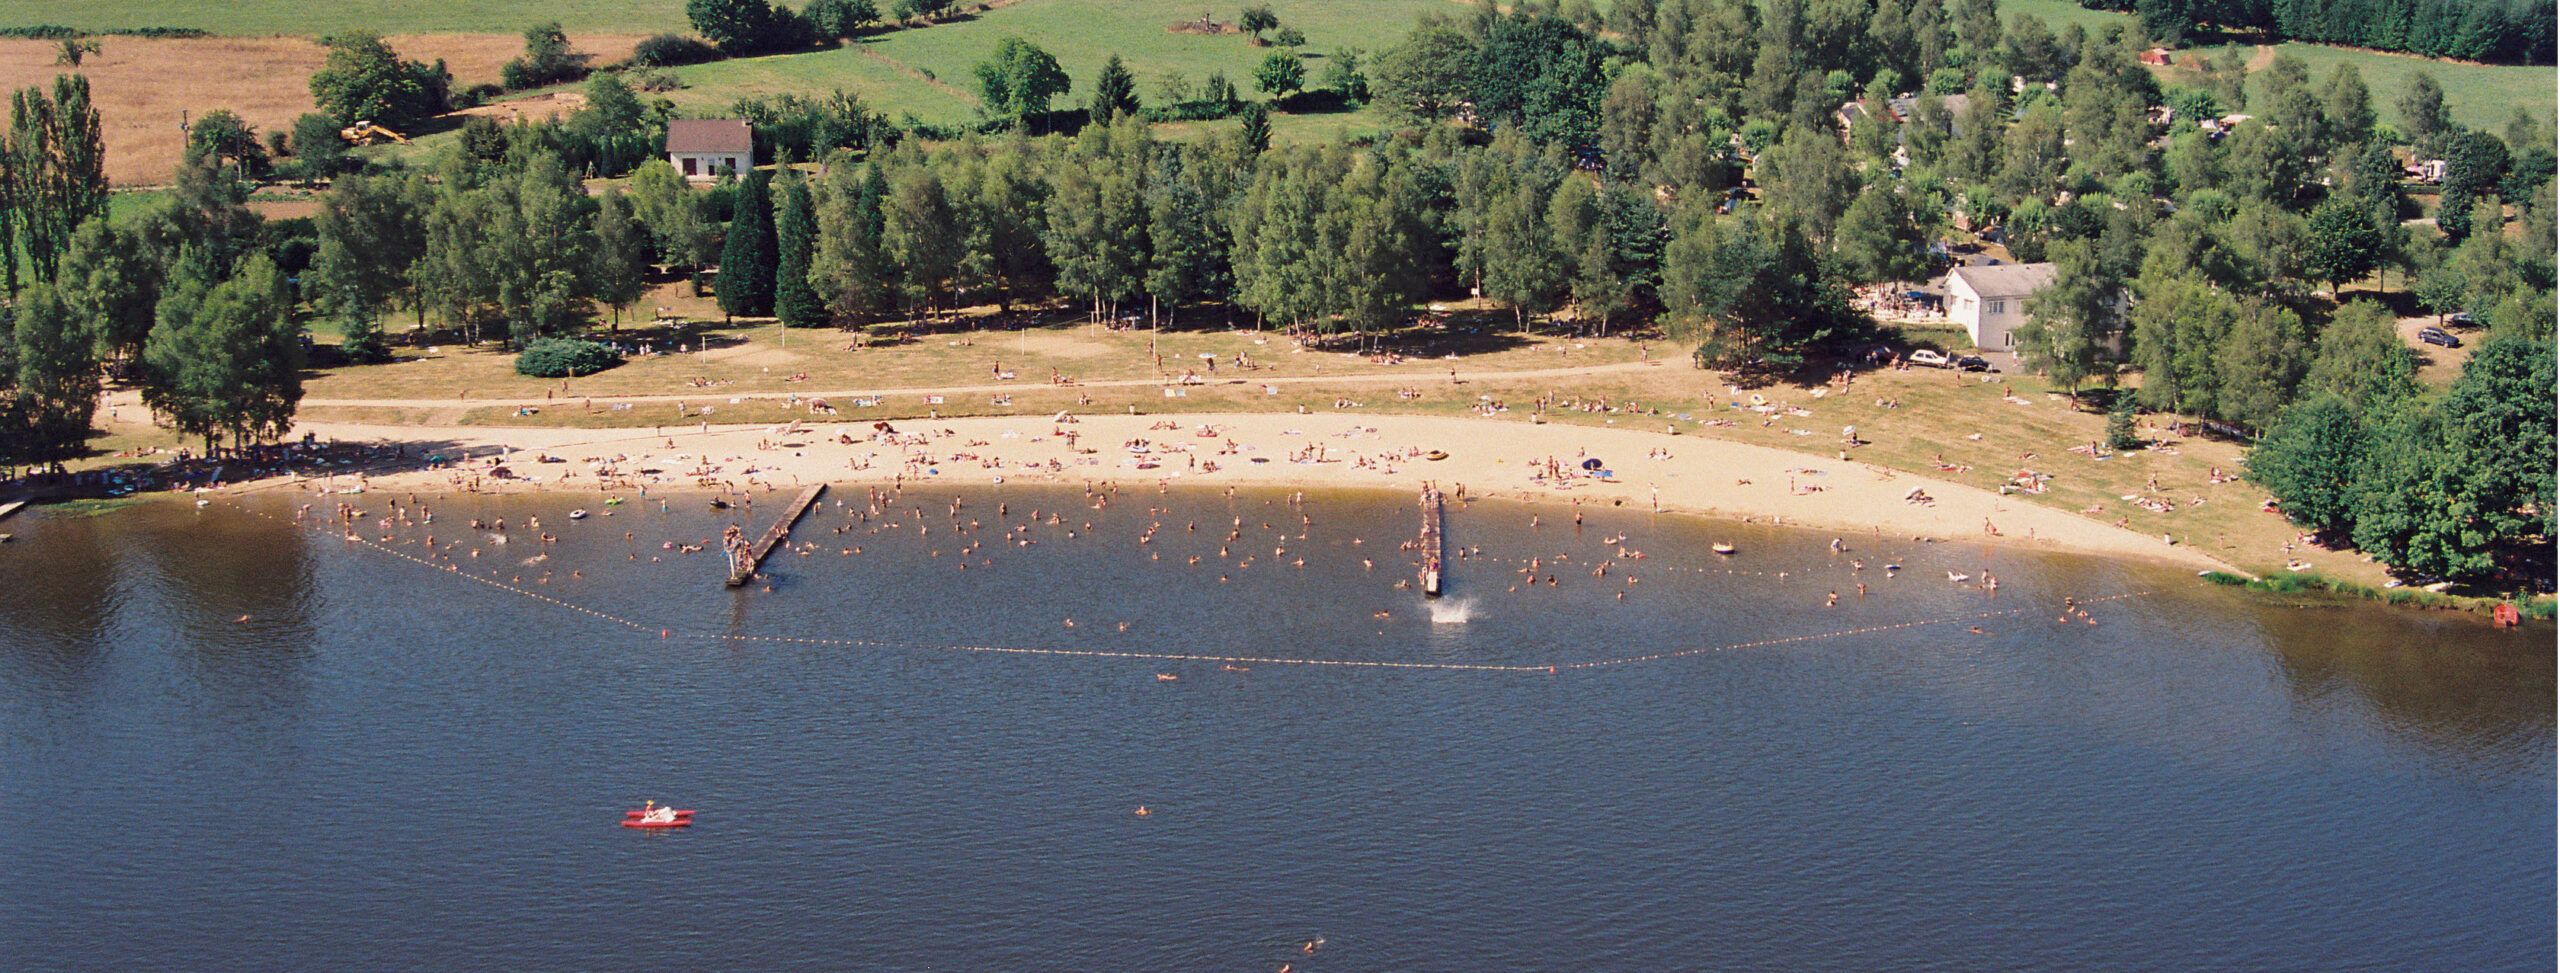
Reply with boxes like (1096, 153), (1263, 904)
(1944, 262), (2056, 351)
(666, 119), (753, 181)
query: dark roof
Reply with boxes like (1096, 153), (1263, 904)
(666, 118), (753, 154)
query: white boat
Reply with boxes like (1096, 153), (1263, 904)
(1711, 543), (1736, 555)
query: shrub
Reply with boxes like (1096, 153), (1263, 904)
(338, 318), (392, 364)
(630, 69), (684, 93)
(632, 33), (720, 67)
(514, 338), (622, 377)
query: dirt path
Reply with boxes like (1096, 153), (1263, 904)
(301, 358), (1670, 408)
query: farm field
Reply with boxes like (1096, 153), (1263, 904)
(0, 32), (641, 186)
(0, 0), (693, 36)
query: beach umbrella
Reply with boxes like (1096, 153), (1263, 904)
(1581, 458), (1604, 471)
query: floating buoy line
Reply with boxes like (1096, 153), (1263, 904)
(224, 501), (2153, 675)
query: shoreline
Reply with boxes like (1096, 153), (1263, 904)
(228, 411), (2231, 573)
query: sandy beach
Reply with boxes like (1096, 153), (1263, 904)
(254, 410), (2228, 571)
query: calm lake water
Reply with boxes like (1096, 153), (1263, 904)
(2, 485), (2550, 971)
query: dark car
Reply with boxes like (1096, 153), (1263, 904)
(1954, 354), (1992, 372)
(2446, 311), (2475, 326)
(2419, 327), (2462, 348)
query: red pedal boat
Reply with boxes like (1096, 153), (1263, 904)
(622, 807), (696, 828)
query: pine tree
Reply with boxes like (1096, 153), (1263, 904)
(1237, 102), (1271, 155)
(718, 167), (777, 318)
(773, 175), (824, 327)
(814, 162), (891, 320)
(1089, 54), (1140, 124)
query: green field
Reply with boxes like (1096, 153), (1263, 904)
(2001, 0), (2556, 128)
(0, 0), (693, 36)
(660, 0), (1450, 127)
(2202, 41), (2557, 130)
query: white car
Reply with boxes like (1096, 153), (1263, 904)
(1907, 349), (1950, 368)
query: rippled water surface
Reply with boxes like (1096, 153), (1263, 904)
(2, 486), (2550, 971)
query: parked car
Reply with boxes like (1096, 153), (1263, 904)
(1908, 349), (1950, 368)
(2446, 311), (2475, 326)
(2419, 327), (2462, 348)
(1954, 354), (1992, 372)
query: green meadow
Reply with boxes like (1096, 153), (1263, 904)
(0, 0), (694, 36)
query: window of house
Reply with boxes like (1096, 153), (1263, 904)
(682, 157), (698, 176)
(1988, 299), (2006, 314)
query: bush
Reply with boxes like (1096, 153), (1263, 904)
(514, 338), (622, 377)
(630, 69), (684, 93)
(339, 318), (392, 364)
(0, 24), (209, 39)
(632, 33), (720, 67)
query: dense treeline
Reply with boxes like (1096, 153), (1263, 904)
(2084, 0), (2556, 64)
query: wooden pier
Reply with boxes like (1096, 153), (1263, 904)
(0, 500), (23, 523)
(1418, 484), (1444, 597)
(725, 484), (826, 587)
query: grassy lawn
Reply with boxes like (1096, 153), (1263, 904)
(660, 0), (1447, 127)
(2003, 0), (2554, 128)
(2213, 41), (2555, 130)
(1999, 0), (2140, 34)
(0, 0), (693, 36)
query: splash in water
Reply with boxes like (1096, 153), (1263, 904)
(1429, 598), (1476, 625)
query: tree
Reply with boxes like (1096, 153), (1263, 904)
(308, 32), (447, 130)
(0, 284), (100, 464)
(1255, 52), (1306, 98)
(592, 189), (652, 325)
(2394, 70), (2450, 155)
(1371, 18), (1475, 121)
(1240, 5), (1279, 42)
(717, 167), (776, 318)
(1144, 150), (1228, 324)
(2436, 130), (2510, 240)
(502, 21), (584, 89)
(311, 170), (429, 330)
(1236, 102), (1272, 155)
(2126, 271), (2239, 417)
(2349, 338), (2557, 582)
(141, 255), (303, 452)
(813, 161), (893, 321)
(628, 160), (719, 269)
(2302, 300), (2417, 413)
(974, 37), (1070, 127)
(1089, 54), (1140, 124)
(688, 0), (805, 55)
(286, 112), (349, 182)
(1319, 48), (1369, 102)
(184, 109), (269, 180)
(489, 154), (601, 345)
(773, 175), (824, 327)
(2302, 198), (2383, 294)
(56, 218), (161, 363)
(2216, 299), (2309, 431)
(2248, 393), (2368, 534)
(805, 0), (879, 38)
(880, 165), (962, 317)
(2015, 239), (2120, 395)
(5, 74), (110, 292)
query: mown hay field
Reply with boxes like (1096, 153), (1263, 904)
(0, 33), (643, 186)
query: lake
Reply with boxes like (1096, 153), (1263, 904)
(2, 485), (2549, 971)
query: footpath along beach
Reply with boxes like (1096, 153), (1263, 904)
(252, 411), (2226, 571)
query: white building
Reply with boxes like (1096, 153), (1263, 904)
(1944, 262), (2057, 351)
(666, 119), (752, 182)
